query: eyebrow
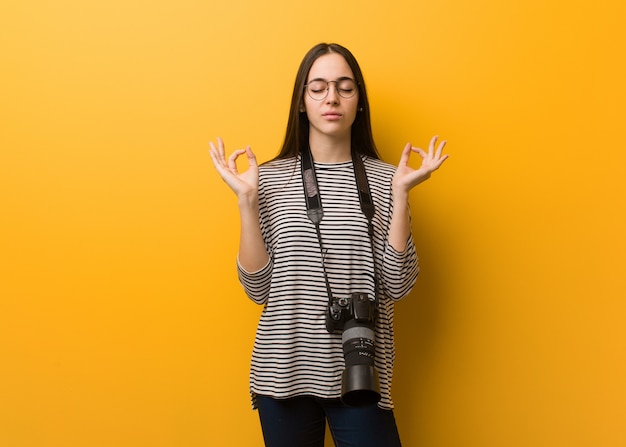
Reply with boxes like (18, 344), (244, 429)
(307, 76), (355, 83)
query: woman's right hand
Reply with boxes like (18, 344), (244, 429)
(208, 137), (259, 202)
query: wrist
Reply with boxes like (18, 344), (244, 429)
(238, 193), (259, 212)
(391, 186), (409, 205)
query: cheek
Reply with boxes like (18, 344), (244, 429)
(302, 97), (317, 116)
(346, 101), (359, 118)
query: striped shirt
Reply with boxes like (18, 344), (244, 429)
(237, 154), (419, 409)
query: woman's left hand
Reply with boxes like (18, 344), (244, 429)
(392, 135), (449, 194)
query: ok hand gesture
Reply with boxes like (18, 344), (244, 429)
(208, 137), (259, 201)
(392, 136), (449, 194)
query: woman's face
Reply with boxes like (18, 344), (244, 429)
(303, 53), (359, 142)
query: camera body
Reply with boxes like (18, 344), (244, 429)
(326, 292), (376, 333)
(326, 292), (380, 406)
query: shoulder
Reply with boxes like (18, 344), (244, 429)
(259, 156), (299, 174)
(258, 157), (300, 189)
(362, 155), (396, 181)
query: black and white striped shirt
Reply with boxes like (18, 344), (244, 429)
(238, 154), (419, 409)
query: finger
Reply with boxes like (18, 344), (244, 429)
(244, 146), (258, 167)
(435, 139), (447, 158)
(228, 149), (246, 172)
(212, 137), (227, 161)
(412, 147), (427, 159)
(208, 140), (219, 155)
(411, 147), (428, 166)
(208, 146), (227, 172)
(208, 141), (227, 168)
(428, 135), (439, 155)
(432, 151), (450, 170)
(209, 138), (224, 154)
(208, 141), (221, 163)
(398, 142), (413, 166)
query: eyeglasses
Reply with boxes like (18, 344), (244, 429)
(304, 78), (358, 101)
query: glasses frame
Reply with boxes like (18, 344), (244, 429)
(304, 77), (359, 101)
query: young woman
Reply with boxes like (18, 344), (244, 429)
(209, 43), (448, 447)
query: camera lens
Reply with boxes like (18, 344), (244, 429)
(340, 319), (380, 406)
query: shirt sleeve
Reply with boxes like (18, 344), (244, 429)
(235, 165), (274, 305)
(379, 180), (420, 301)
(237, 256), (273, 305)
(381, 234), (419, 301)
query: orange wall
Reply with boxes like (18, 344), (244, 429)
(1, 1), (625, 446)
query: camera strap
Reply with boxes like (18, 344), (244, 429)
(300, 146), (379, 308)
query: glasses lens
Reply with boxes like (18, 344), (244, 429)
(337, 79), (357, 98)
(307, 80), (328, 100)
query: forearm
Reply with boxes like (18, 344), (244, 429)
(388, 188), (411, 252)
(237, 198), (270, 272)
(382, 187), (419, 300)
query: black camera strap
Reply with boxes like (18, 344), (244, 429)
(300, 146), (380, 308)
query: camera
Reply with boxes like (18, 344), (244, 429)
(326, 292), (380, 406)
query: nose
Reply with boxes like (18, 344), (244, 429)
(325, 82), (339, 103)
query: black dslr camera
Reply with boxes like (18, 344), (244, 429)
(326, 292), (380, 406)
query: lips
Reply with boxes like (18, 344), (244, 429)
(322, 112), (342, 120)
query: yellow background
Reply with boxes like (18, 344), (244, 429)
(1, 0), (624, 446)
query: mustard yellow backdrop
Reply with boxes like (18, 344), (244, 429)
(1, 0), (624, 446)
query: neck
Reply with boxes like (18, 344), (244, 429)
(309, 135), (352, 163)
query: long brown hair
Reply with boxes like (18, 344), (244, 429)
(271, 43), (380, 161)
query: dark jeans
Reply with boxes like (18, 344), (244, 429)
(256, 395), (402, 447)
